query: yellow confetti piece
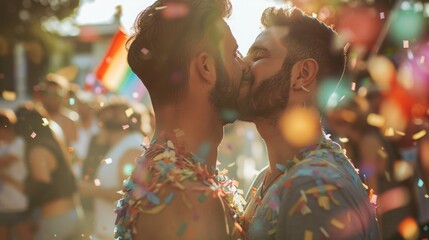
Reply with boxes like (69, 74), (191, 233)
(384, 127), (395, 137)
(304, 230), (313, 240)
(320, 227), (330, 238)
(367, 113), (385, 128)
(301, 205), (312, 215)
(331, 218), (345, 229)
(412, 130), (427, 140)
(318, 196), (330, 210)
(140, 204), (166, 214)
(125, 108), (134, 117)
(42, 118), (49, 126)
(305, 184), (337, 194)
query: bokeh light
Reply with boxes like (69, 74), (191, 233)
(389, 5), (425, 47)
(279, 107), (320, 148)
(367, 55), (396, 92)
(398, 217), (419, 240)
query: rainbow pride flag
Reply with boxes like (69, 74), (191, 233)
(94, 28), (147, 100)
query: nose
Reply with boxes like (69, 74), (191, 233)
(238, 55), (251, 74)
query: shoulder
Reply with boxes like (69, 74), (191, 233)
(118, 178), (232, 240)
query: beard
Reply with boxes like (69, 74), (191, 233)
(209, 59), (240, 124)
(237, 61), (294, 121)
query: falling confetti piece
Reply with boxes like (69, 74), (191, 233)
(122, 125), (129, 130)
(403, 40), (409, 48)
(177, 223), (187, 236)
(420, 56), (426, 64)
(331, 218), (345, 229)
(380, 12), (385, 19)
(320, 227), (330, 238)
(125, 108), (134, 117)
(67, 147), (74, 153)
(155, 6), (167, 10)
(104, 158), (113, 164)
(140, 48), (150, 55)
(412, 130), (427, 140)
(69, 98), (75, 106)
(367, 113), (385, 128)
(30, 132), (37, 139)
(227, 162), (236, 168)
(418, 179), (424, 188)
(351, 82), (356, 91)
(339, 137), (349, 143)
(94, 179), (101, 186)
(385, 127), (395, 137)
(42, 118), (49, 126)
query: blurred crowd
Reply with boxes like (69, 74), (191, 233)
(0, 73), (156, 240)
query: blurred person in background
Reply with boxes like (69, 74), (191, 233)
(237, 7), (379, 239)
(79, 100), (145, 240)
(15, 104), (82, 240)
(35, 73), (78, 146)
(0, 109), (33, 240)
(71, 90), (101, 178)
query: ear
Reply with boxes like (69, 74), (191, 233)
(291, 58), (319, 91)
(195, 52), (216, 84)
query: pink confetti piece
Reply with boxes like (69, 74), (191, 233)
(140, 48), (150, 55)
(421, 56), (426, 64)
(403, 40), (409, 49)
(30, 132), (37, 139)
(122, 124), (129, 130)
(380, 12), (385, 19)
(351, 82), (356, 91)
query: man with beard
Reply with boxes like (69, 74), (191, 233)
(238, 7), (380, 240)
(114, 0), (247, 239)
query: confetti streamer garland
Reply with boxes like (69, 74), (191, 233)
(114, 132), (246, 239)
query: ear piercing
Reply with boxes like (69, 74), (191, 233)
(301, 85), (310, 93)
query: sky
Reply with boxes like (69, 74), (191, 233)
(75, 0), (284, 53)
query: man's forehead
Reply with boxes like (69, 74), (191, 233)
(252, 26), (289, 48)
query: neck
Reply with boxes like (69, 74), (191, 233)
(152, 102), (224, 170)
(254, 117), (324, 172)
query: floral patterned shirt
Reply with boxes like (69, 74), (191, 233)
(244, 136), (379, 240)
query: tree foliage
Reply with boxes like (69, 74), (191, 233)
(0, 0), (80, 39)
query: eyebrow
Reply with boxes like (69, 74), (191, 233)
(247, 45), (268, 55)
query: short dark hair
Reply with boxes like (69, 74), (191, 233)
(127, 0), (232, 106)
(260, 7), (347, 81)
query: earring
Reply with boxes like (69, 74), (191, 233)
(301, 85), (310, 93)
